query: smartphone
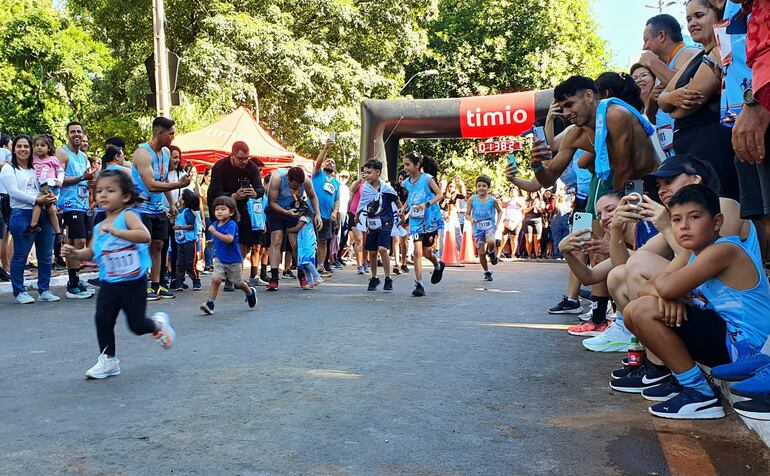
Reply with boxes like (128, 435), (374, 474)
(624, 179), (644, 205)
(239, 178), (252, 190)
(572, 211), (593, 234)
(533, 126), (547, 144)
(328, 132), (336, 143)
(505, 154), (517, 167)
(184, 162), (194, 174)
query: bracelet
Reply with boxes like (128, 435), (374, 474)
(533, 163), (545, 174)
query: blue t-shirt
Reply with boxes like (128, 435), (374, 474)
(720, 3), (751, 127)
(311, 170), (340, 219)
(212, 218), (242, 264)
(634, 221), (659, 250)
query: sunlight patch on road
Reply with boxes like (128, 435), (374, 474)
(308, 369), (363, 379)
(482, 322), (572, 330)
(474, 288), (521, 293)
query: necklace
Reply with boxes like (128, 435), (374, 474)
(587, 132), (595, 149)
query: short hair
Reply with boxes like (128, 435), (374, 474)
(287, 166), (305, 184)
(599, 189), (625, 201)
(668, 183), (721, 216)
(595, 72), (644, 112)
(105, 136), (125, 149)
(646, 14), (684, 43)
(152, 117), (175, 134)
(363, 159), (383, 171)
(102, 145), (123, 164)
(66, 121), (83, 133)
(554, 76), (599, 102)
(212, 196), (240, 222)
(181, 188), (201, 211)
(476, 174), (491, 187)
(232, 141), (249, 155)
(0, 133), (11, 148)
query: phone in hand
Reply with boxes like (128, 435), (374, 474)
(624, 179), (644, 205)
(328, 132), (336, 143)
(533, 126), (547, 144)
(572, 211), (593, 234)
(184, 162), (194, 174)
(239, 178), (252, 190)
(505, 153), (517, 167)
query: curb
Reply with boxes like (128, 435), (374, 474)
(0, 271), (98, 295)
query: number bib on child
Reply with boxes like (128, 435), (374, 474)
(323, 181), (336, 195)
(411, 205), (425, 219)
(367, 217), (382, 230)
(475, 219), (493, 231)
(103, 245), (142, 279)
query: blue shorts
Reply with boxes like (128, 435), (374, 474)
(365, 228), (393, 251)
(474, 227), (495, 246)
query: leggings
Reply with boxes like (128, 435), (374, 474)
(95, 277), (157, 356)
(301, 262), (321, 285)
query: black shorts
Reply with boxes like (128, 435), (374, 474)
(317, 218), (333, 241)
(247, 230), (265, 248)
(237, 220), (259, 247)
(675, 305), (731, 368)
(141, 213), (169, 242)
(413, 231), (438, 247)
(62, 210), (88, 240)
(266, 210), (299, 234)
(365, 228), (393, 251)
(735, 128), (770, 219)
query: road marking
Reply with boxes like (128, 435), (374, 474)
(308, 369), (362, 379)
(482, 322), (572, 330)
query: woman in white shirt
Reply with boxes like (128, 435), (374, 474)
(0, 135), (59, 303)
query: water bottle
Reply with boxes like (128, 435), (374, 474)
(627, 337), (644, 367)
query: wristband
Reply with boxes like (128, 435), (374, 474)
(533, 163), (545, 174)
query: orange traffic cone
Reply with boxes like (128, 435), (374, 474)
(460, 225), (477, 264)
(442, 226), (463, 267)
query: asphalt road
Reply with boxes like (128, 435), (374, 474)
(1, 261), (768, 475)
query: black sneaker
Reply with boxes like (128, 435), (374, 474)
(400, 264), (409, 273)
(383, 276), (393, 291)
(488, 251), (498, 266)
(483, 271), (493, 281)
(223, 280), (235, 292)
(412, 282), (426, 297)
(430, 261), (445, 284)
(579, 288), (592, 301)
(200, 301), (214, 315)
(282, 270), (296, 279)
(367, 277), (380, 291)
(156, 286), (176, 299)
(621, 357), (629, 366)
(648, 387), (725, 420)
(548, 296), (582, 314)
(0, 268), (9, 282)
(245, 286), (258, 308)
(611, 363), (638, 380)
(734, 396), (770, 421)
(610, 361), (671, 394)
(642, 376), (683, 402)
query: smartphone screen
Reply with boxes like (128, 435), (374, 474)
(572, 212), (593, 233)
(506, 154), (517, 167)
(329, 132), (336, 142)
(624, 179), (644, 205)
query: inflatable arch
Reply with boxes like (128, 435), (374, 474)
(360, 90), (554, 180)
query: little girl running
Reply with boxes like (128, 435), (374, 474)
(288, 205), (322, 289)
(27, 134), (63, 236)
(61, 168), (176, 379)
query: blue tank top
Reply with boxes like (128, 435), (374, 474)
(471, 195), (496, 233)
(57, 146), (90, 212)
(688, 223), (770, 358)
(571, 150), (592, 200)
(93, 209), (151, 283)
(720, 4), (751, 127)
(655, 45), (702, 158)
(274, 169), (297, 209)
(403, 173), (443, 233)
(132, 143), (170, 214)
(247, 196), (267, 231)
(174, 208), (200, 244)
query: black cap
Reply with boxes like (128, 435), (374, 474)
(644, 155), (713, 180)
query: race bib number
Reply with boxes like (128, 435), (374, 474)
(411, 205), (425, 219)
(103, 245), (141, 279)
(367, 218), (382, 230)
(175, 230), (185, 242)
(323, 181), (336, 195)
(476, 219), (493, 231)
(77, 184), (89, 199)
(252, 200), (263, 215)
(656, 124), (674, 152)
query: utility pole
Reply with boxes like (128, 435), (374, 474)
(152, 0), (172, 118)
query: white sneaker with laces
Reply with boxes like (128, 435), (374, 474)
(151, 312), (175, 349)
(85, 354), (121, 379)
(582, 318), (635, 352)
(15, 292), (35, 304)
(37, 290), (61, 302)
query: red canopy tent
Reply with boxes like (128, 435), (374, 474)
(173, 106), (315, 174)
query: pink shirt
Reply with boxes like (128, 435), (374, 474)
(33, 155), (63, 186)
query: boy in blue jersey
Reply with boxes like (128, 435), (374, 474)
(466, 175), (502, 281)
(624, 184), (770, 420)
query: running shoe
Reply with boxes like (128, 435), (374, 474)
(648, 387), (725, 420)
(171, 281), (184, 292)
(621, 357), (629, 366)
(483, 271), (493, 282)
(383, 277), (393, 291)
(642, 376), (683, 402)
(611, 364), (637, 380)
(320, 270), (333, 278)
(363, 263), (370, 274)
(200, 301), (214, 315)
(609, 361), (671, 393)
(151, 312), (175, 349)
(78, 281), (95, 296)
(0, 268), (10, 282)
(393, 267), (402, 275)
(266, 280), (279, 292)
(192, 281), (202, 291)
(282, 270), (296, 279)
(581, 319), (634, 352)
(730, 364), (770, 398)
(67, 284), (94, 299)
(430, 261), (446, 284)
(249, 277), (269, 287)
(367, 277), (381, 291)
(578, 309), (594, 321)
(223, 280), (235, 292)
(245, 286), (258, 308)
(156, 286), (175, 299)
(299, 276), (309, 288)
(548, 296), (582, 314)
(357, 266), (365, 275)
(567, 321), (608, 337)
(333, 262), (344, 270)
(711, 351), (770, 382)
(734, 397), (770, 421)
(412, 282), (426, 297)
(400, 264), (409, 273)
(85, 354), (121, 379)
(146, 287), (160, 301)
(37, 290), (60, 302)
(487, 251), (499, 266)
(15, 292), (35, 304)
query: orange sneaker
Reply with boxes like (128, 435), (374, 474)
(567, 321), (609, 337)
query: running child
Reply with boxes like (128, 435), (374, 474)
(172, 188), (202, 291)
(402, 152), (445, 297)
(357, 159), (401, 292)
(288, 204), (323, 289)
(27, 134), (63, 236)
(466, 175), (502, 281)
(60, 168), (176, 379)
(624, 184), (770, 420)
(200, 196), (257, 315)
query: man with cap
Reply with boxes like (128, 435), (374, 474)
(207, 141), (265, 290)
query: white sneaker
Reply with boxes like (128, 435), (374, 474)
(578, 309), (593, 322)
(582, 318), (634, 352)
(85, 354), (121, 379)
(151, 312), (175, 349)
(15, 292), (35, 304)
(37, 290), (61, 302)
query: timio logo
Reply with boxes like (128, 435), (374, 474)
(459, 92), (535, 139)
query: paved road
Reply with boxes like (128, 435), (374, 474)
(1, 261), (768, 475)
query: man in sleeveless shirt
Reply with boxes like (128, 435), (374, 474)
(131, 117), (191, 300)
(56, 121), (96, 299)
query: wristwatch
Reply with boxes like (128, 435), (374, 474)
(744, 88), (758, 107)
